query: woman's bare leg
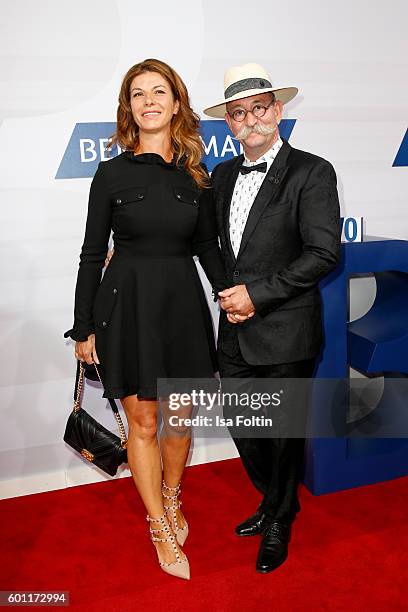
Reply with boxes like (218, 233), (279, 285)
(160, 399), (192, 529)
(121, 394), (185, 564)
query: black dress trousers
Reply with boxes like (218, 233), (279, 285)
(218, 330), (316, 526)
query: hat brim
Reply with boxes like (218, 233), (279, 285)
(203, 86), (298, 119)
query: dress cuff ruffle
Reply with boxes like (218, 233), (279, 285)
(63, 327), (94, 342)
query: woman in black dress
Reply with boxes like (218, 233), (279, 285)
(64, 59), (226, 580)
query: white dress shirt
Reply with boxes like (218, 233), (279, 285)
(229, 138), (283, 258)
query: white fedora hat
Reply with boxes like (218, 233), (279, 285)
(203, 62), (298, 119)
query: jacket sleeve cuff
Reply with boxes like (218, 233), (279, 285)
(212, 279), (229, 302)
(246, 280), (273, 318)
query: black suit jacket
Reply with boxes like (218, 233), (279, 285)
(211, 138), (341, 365)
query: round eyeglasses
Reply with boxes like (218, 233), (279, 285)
(228, 101), (275, 123)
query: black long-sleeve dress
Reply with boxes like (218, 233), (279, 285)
(64, 152), (226, 399)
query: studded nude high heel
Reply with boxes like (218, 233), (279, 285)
(147, 513), (190, 580)
(162, 481), (189, 546)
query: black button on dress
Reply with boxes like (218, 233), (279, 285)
(64, 152), (227, 399)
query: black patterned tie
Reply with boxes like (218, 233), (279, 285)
(239, 162), (267, 175)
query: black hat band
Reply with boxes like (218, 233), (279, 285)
(224, 77), (272, 99)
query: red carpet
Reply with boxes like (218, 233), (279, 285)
(1, 458), (408, 611)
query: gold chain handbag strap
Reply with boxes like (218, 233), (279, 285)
(73, 360), (85, 413)
(73, 361), (128, 448)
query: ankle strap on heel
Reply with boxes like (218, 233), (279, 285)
(146, 513), (183, 566)
(162, 481), (182, 505)
(162, 481), (185, 533)
(162, 481), (181, 494)
(146, 512), (171, 533)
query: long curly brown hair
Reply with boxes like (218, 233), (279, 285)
(108, 59), (208, 188)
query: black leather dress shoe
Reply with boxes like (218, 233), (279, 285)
(235, 509), (268, 537)
(256, 521), (291, 573)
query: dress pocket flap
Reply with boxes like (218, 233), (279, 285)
(111, 186), (146, 206)
(173, 186), (199, 206)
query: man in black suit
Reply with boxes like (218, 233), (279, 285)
(204, 63), (340, 572)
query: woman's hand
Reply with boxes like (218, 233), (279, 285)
(226, 311), (255, 324)
(105, 248), (114, 267)
(75, 333), (100, 365)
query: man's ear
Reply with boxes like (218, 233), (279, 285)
(225, 111), (232, 132)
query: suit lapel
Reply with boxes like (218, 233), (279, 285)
(236, 139), (291, 262)
(222, 154), (243, 262)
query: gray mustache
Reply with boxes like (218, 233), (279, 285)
(235, 123), (276, 141)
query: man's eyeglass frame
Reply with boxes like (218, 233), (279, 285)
(227, 99), (276, 123)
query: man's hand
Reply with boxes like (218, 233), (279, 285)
(218, 285), (255, 324)
(105, 248), (114, 267)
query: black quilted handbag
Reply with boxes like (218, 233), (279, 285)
(64, 360), (128, 476)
